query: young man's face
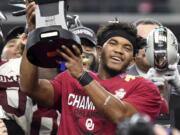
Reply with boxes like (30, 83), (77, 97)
(1, 39), (22, 61)
(81, 45), (97, 71)
(101, 36), (133, 73)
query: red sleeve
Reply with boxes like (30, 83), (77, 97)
(50, 71), (67, 111)
(123, 78), (162, 121)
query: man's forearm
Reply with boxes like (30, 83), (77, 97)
(83, 80), (138, 124)
(20, 49), (55, 107)
(20, 49), (39, 95)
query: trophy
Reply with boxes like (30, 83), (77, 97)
(25, 0), (82, 68)
(146, 26), (179, 71)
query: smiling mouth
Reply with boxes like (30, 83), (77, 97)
(111, 57), (122, 63)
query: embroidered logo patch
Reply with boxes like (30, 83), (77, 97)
(125, 75), (135, 82)
(114, 88), (126, 99)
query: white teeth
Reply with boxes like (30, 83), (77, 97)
(112, 57), (121, 61)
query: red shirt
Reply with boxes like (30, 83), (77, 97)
(51, 71), (162, 135)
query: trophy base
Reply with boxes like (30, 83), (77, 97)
(26, 25), (82, 68)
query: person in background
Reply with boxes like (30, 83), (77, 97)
(127, 18), (162, 76)
(0, 26), (33, 135)
(127, 18), (180, 128)
(126, 19), (168, 103)
(71, 26), (99, 72)
(1, 26), (25, 61)
(1, 25), (60, 135)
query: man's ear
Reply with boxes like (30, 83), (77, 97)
(96, 45), (102, 56)
(129, 56), (135, 66)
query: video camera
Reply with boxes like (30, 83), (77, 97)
(145, 26), (179, 71)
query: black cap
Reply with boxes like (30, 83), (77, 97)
(71, 26), (97, 46)
(5, 26), (24, 43)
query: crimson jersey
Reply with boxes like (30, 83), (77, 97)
(0, 58), (60, 135)
(50, 70), (162, 135)
(0, 58), (33, 135)
(30, 105), (60, 135)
